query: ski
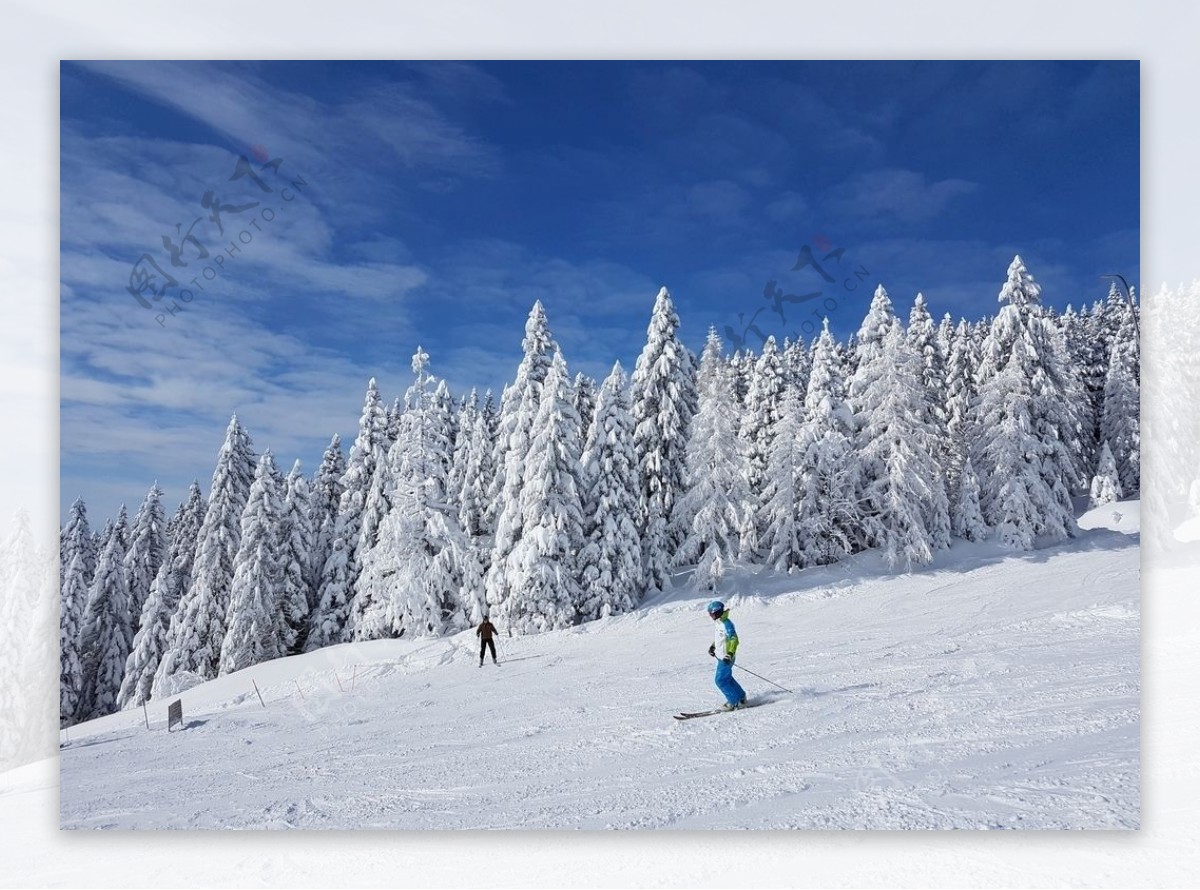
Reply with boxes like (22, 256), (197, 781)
(674, 701), (756, 720)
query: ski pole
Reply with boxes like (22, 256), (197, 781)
(711, 652), (792, 694)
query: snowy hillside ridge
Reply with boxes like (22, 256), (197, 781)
(59, 260), (1141, 730)
(58, 502), (1138, 829)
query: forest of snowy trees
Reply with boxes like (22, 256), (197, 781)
(58, 255), (1143, 726)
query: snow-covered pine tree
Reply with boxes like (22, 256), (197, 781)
(630, 287), (696, 592)
(729, 349), (753, 408)
(1101, 308), (1141, 496)
(944, 318), (979, 490)
(1, 511), (55, 765)
(573, 372), (597, 441)
(758, 385), (806, 573)
(122, 483), (166, 631)
(673, 329), (752, 590)
(342, 378), (389, 593)
(59, 552), (88, 725)
(447, 389), (479, 520)
(308, 435), (345, 608)
(951, 457), (989, 542)
(219, 451), (286, 675)
(453, 392), (494, 624)
(971, 256), (1079, 549)
(781, 336), (812, 397)
(458, 393), (496, 540)
(485, 303), (559, 618)
(155, 416), (255, 684)
(1090, 441), (1124, 507)
(1061, 304), (1102, 473)
(305, 537), (351, 651)
(78, 522), (133, 719)
(794, 320), (867, 566)
(578, 362), (643, 620)
(121, 484), (205, 709)
(907, 293), (949, 460)
(278, 461), (313, 653)
(310, 381), (387, 646)
(355, 348), (469, 640)
(850, 284), (900, 378)
(385, 396), (403, 447)
(852, 323), (951, 568)
(499, 349), (587, 632)
(740, 336), (787, 506)
(59, 498), (96, 590)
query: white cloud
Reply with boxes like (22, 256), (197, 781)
(826, 168), (979, 226)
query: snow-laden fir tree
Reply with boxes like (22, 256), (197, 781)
(951, 457), (989, 542)
(794, 320), (867, 566)
(971, 256), (1080, 549)
(308, 435), (345, 607)
(77, 522), (133, 719)
(59, 500), (95, 724)
(306, 537), (351, 651)
(447, 389), (479, 521)
(1090, 441), (1124, 507)
(740, 336), (787, 503)
(310, 381), (387, 645)
(121, 484), (205, 708)
(122, 483), (166, 631)
(757, 385), (806, 573)
(850, 284), (900, 377)
(344, 379), (389, 587)
(59, 498), (96, 590)
(219, 451), (286, 675)
(59, 552), (88, 725)
(852, 323), (951, 568)
(673, 329), (752, 590)
(944, 318), (979, 490)
(451, 391), (495, 624)
(728, 349), (753, 407)
(573, 372), (597, 441)
(155, 416), (255, 683)
(355, 347), (469, 640)
(1061, 304), (1105, 472)
(578, 362), (643, 620)
(907, 293), (949, 459)
(0, 511), (54, 766)
(278, 461), (313, 653)
(485, 303), (559, 615)
(385, 396), (403, 447)
(1101, 310), (1140, 496)
(458, 392), (497, 539)
(498, 348), (586, 632)
(782, 336), (812, 396)
(631, 286), (697, 592)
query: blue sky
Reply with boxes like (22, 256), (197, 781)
(60, 60), (1139, 523)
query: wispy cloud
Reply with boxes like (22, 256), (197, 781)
(826, 168), (979, 227)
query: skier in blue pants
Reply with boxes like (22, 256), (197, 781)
(706, 600), (747, 710)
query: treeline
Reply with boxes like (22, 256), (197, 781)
(59, 255), (1140, 725)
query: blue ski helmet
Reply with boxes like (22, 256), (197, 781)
(706, 600), (725, 617)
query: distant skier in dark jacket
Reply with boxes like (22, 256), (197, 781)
(477, 617), (498, 667)
(706, 600), (747, 710)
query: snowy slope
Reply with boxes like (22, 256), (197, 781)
(55, 503), (1139, 830)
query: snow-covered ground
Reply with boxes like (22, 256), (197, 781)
(47, 501), (1139, 831)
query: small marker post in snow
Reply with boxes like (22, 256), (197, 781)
(252, 680), (266, 708)
(142, 701), (150, 730)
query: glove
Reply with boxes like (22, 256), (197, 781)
(722, 656), (732, 665)
(708, 644), (716, 657)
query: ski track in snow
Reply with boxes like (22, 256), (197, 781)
(57, 513), (1139, 830)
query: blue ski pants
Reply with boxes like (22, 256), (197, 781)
(714, 658), (746, 706)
